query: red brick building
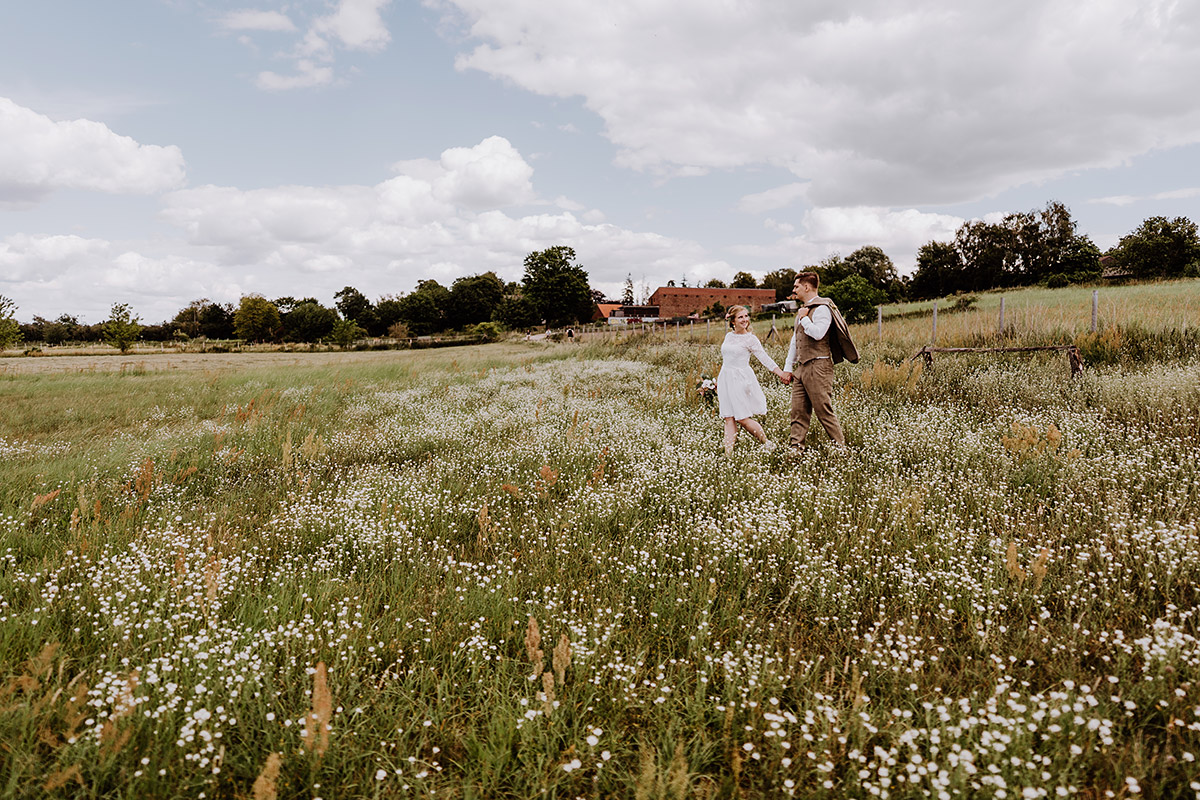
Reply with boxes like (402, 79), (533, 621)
(648, 287), (777, 318)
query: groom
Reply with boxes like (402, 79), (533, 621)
(780, 272), (849, 451)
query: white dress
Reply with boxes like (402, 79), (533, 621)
(717, 332), (779, 419)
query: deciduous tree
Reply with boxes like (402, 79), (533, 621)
(104, 303), (142, 353)
(521, 246), (593, 327)
(234, 294), (281, 342)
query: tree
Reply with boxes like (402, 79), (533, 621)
(704, 278), (728, 288)
(0, 295), (22, 351)
(283, 301), (338, 342)
(234, 294), (281, 342)
(198, 303), (235, 339)
(825, 276), (887, 324)
(375, 295), (406, 334)
(1109, 216), (1200, 279)
(760, 268), (798, 302)
(103, 303), (142, 353)
(43, 314), (80, 346)
(731, 271), (758, 289)
(328, 319), (365, 347)
(493, 294), (540, 330)
(521, 246), (593, 327)
(448, 272), (505, 330)
(908, 241), (963, 300)
(396, 280), (450, 335)
(621, 274), (635, 305)
(334, 286), (380, 335)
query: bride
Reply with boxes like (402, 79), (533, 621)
(717, 305), (787, 456)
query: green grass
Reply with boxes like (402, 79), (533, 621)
(1, 292), (1199, 798)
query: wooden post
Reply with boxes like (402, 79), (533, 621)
(690, 319), (694, 340)
(932, 301), (939, 344)
(877, 305), (883, 343)
(1091, 290), (1099, 332)
(999, 296), (1005, 334)
(706, 319), (710, 343)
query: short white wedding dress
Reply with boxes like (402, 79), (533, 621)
(716, 332), (779, 420)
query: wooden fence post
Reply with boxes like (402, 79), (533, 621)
(999, 296), (1005, 334)
(877, 305), (883, 343)
(1091, 290), (1099, 332)
(932, 301), (939, 344)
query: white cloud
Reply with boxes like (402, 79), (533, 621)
(1090, 187), (1200, 206)
(220, 10), (297, 32)
(0, 234), (110, 282)
(256, 60), (335, 91)
(0, 97), (185, 207)
(315, 0), (392, 51)
(443, 0), (1200, 207)
(738, 182), (809, 214)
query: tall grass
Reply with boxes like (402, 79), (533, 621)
(1, 298), (1199, 798)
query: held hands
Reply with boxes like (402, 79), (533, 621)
(777, 370), (793, 385)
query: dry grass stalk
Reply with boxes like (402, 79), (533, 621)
(524, 616), (544, 674)
(477, 501), (495, 546)
(1006, 541), (1026, 583)
(252, 752), (283, 800)
(588, 447), (609, 487)
(281, 430), (294, 472)
(43, 764), (83, 791)
(32, 489), (61, 513)
(1031, 547), (1050, 590)
(634, 743), (657, 800)
(552, 633), (571, 687)
(300, 430), (325, 460)
(541, 671), (556, 715)
(204, 556), (221, 618)
(666, 743), (689, 799)
(501, 483), (524, 499)
(305, 662), (331, 758)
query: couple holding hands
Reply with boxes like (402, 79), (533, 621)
(717, 272), (857, 457)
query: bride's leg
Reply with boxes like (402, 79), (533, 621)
(723, 417), (737, 456)
(739, 417), (768, 444)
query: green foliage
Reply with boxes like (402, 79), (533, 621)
(730, 270), (758, 289)
(395, 282), (448, 336)
(103, 302), (142, 353)
(493, 294), (540, 330)
(327, 318), (366, 347)
(471, 321), (502, 342)
(522, 246), (594, 327)
(448, 272), (505, 330)
(621, 274), (635, 305)
(1109, 215), (1200, 279)
(824, 275), (887, 323)
(233, 294), (282, 342)
(760, 268), (798, 302)
(334, 286), (379, 334)
(282, 301), (338, 342)
(0, 295), (23, 351)
(704, 278), (727, 288)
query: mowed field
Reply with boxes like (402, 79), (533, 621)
(2, 283), (1200, 799)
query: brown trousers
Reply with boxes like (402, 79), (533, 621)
(789, 358), (845, 447)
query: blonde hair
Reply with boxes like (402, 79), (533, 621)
(725, 305), (750, 329)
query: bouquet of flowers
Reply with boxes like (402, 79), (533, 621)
(695, 376), (717, 406)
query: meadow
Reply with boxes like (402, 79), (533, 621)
(1, 282), (1199, 799)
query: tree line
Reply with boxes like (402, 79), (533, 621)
(3, 246), (597, 350)
(3, 207), (1198, 351)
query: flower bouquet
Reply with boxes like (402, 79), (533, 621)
(695, 376), (717, 406)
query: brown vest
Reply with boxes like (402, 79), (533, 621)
(794, 301), (833, 364)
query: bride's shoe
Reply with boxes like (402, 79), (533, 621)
(760, 440), (777, 453)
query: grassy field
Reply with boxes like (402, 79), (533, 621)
(1, 286), (1199, 799)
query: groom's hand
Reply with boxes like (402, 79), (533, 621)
(780, 372), (793, 384)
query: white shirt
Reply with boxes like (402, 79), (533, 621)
(784, 304), (832, 372)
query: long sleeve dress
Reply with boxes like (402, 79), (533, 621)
(716, 332), (779, 420)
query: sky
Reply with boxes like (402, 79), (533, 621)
(2, 0), (1200, 323)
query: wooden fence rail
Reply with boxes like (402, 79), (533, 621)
(910, 344), (1085, 377)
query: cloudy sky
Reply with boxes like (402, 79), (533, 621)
(3, 0), (1199, 322)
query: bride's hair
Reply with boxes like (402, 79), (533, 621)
(725, 305), (750, 329)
